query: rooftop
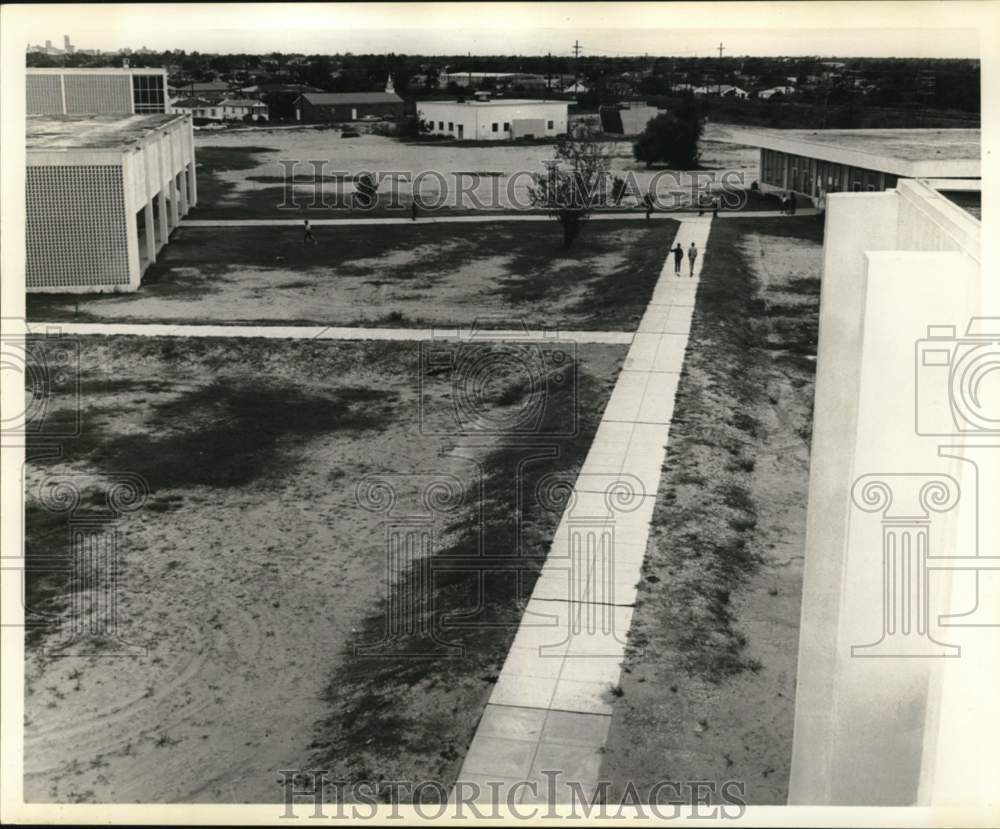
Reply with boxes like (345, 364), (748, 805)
(730, 127), (981, 177)
(299, 91), (403, 105)
(26, 114), (186, 151)
(421, 98), (567, 107)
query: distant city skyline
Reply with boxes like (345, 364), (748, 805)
(12, 3), (981, 59)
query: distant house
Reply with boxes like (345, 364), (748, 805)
(563, 81), (589, 95)
(294, 91), (404, 122)
(170, 80), (231, 97)
(757, 86), (796, 100)
(694, 84), (749, 99)
(171, 96), (214, 118)
(173, 96), (268, 121)
(216, 98), (269, 121)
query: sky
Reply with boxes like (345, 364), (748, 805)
(8, 3), (983, 59)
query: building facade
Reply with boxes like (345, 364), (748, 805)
(731, 127), (981, 202)
(418, 99), (568, 140)
(789, 178), (984, 805)
(26, 67), (171, 115)
(26, 113), (196, 293)
(294, 92), (404, 122)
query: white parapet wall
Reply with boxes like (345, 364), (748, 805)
(788, 179), (996, 805)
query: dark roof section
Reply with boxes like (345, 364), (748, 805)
(298, 91), (403, 106)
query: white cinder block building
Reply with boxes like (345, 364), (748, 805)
(418, 98), (568, 141)
(26, 114), (196, 293)
(26, 67), (171, 115)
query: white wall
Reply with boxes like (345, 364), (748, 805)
(418, 101), (567, 140)
(789, 181), (991, 806)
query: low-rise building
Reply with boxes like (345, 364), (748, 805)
(294, 91), (404, 122)
(757, 85), (796, 99)
(417, 98), (568, 141)
(215, 98), (269, 121)
(730, 127), (981, 202)
(26, 113), (196, 293)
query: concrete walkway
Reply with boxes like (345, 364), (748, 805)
(451, 217), (712, 806)
(180, 209), (812, 228)
(25, 321), (632, 345)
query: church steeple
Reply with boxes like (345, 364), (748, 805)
(385, 74), (395, 94)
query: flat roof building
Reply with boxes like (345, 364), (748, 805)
(27, 113), (196, 293)
(27, 67), (171, 115)
(294, 91), (404, 122)
(730, 127), (980, 202)
(418, 98), (569, 141)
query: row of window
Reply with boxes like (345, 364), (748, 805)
(426, 119), (557, 133)
(761, 149), (898, 195)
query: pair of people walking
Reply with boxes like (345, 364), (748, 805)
(672, 242), (698, 277)
(779, 191), (797, 215)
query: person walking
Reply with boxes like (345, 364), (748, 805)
(788, 190), (797, 215)
(712, 195), (720, 218)
(687, 241), (698, 277)
(411, 195), (419, 221)
(303, 219), (317, 245)
(672, 242), (684, 275)
(643, 192), (654, 221)
(780, 192), (788, 214)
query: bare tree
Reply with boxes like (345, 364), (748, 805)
(529, 126), (612, 247)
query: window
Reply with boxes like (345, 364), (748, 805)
(132, 74), (166, 113)
(212, 108), (218, 118)
(503, 122), (510, 131)
(448, 122), (453, 131)
(438, 121), (444, 131)
(492, 122), (498, 132)
(547, 120), (554, 129)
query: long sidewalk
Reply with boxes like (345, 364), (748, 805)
(451, 217), (712, 805)
(181, 209), (812, 228)
(25, 321), (632, 345)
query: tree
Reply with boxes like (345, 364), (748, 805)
(632, 97), (702, 168)
(529, 126), (611, 248)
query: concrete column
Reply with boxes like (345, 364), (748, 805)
(156, 190), (168, 249)
(143, 201), (156, 266)
(178, 171), (189, 215)
(168, 177), (179, 229)
(186, 161), (197, 208)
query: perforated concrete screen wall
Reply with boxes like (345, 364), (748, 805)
(26, 75), (63, 114)
(63, 75), (133, 115)
(26, 165), (131, 290)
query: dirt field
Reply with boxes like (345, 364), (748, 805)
(28, 220), (678, 330)
(600, 216), (824, 804)
(187, 122), (759, 217)
(23, 335), (626, 803)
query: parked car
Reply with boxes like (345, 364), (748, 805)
(341, 129), (360, 138)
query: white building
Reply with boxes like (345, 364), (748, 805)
(790, 177), (988, 805)
(26, 67), (171, 115)
(418, 98), (568, 141)
(214, 98), (269, 121)
(26, 113), (196, 293)
(757, 85), (796, 99)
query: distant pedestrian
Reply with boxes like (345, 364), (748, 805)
(672, 243), (684, 274)
(411, 197), (419, 221)
(712, 195), (720, 218)
(780, 192), (789, 214)
(643, 192), (654, 221)
(687, 242), (698, 277)
(303, 219), (316, 245)
(788, 191), (797, 215)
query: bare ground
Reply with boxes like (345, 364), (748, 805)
(23, 335), (626, 803)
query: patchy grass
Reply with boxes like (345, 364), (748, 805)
(601, 215), (823, 803)
(28, 220), (678, 332)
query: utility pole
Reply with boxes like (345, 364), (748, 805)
(717, 42), (724, 96)
(546, 51), (552, 93)
(573, 39), (582, 88)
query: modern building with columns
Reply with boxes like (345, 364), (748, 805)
(730, 127), (980, 203)
(26, 113), (196, 293)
